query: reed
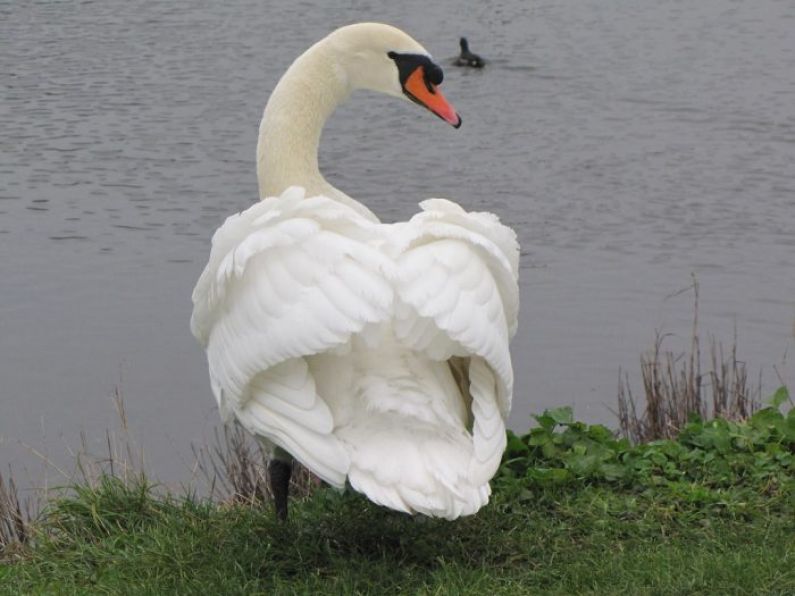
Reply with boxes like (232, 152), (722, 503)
(72, 387), (147, 489)
(617, 277), (761, 444)
(0, 470), (32, 556)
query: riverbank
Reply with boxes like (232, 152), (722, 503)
(2, 399), (792, 594)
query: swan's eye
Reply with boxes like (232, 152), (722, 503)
(388, 52), (444, 89)
(424, 63), (443, 86)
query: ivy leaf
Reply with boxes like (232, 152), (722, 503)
(547, 406), (574, 425)
(505, 431), (530, 456)
(768, 386), (790, 409)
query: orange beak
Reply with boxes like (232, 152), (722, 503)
(404, 67), (462, 128)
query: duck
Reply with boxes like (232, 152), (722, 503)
(191, 23), (519, 521)
(455, 37), (485, 68)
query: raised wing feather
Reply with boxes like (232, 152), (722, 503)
(190, 187), (394, 485)
(392, 199), (518, 488)
(394, 198), (520, 415)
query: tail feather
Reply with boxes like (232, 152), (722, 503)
(339, 415), (490, 519)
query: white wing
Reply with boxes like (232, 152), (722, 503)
(190, 187), (394, 486)
(392, 198), (520, 486)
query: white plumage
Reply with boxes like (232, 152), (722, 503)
(191, 24), (519, 519)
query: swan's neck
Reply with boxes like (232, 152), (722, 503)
(256, 38), (377, 221)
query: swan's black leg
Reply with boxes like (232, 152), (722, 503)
(269, 458), (292, 521)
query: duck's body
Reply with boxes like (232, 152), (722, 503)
(191, 23), (518, 519)
(455, 37), (485, 68)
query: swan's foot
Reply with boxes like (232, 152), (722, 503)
(269, 458), (292, 521)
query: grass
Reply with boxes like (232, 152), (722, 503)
(0, 473), (793, 594)
(2, 396), (793, 595)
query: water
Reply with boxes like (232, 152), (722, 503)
(2, 0), (794, 486)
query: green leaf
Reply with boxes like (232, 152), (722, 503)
(541, 441), (560, 460)
(527, 428), (552, 446)
(572, 442), (588, 456)
(534, 413), (556, 431)
(506, 431), (530, 455)
(768, 386), (790, 409)
(567, 454), (599, 476)
(547, 406), (574, 425)
(598, 463), (626, 481)
(528, 467), (571, 484)
(784, 414), (795, 441)
(587, 424), (614, 443)
(750, 407), (785, 429)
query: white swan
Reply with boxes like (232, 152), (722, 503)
(191, 23), (519, 520)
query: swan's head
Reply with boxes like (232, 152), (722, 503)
(327, 23), (462, 128)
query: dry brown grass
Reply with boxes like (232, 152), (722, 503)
(72, 387), (147, 489)
(191, 422), (319, 506)
(0, 470), (33, 557)
(617, 277), (761, 444)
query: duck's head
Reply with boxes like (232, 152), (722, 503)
(326, 23), (462, 128)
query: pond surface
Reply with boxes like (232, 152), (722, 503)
(2, 0), (794, 487)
